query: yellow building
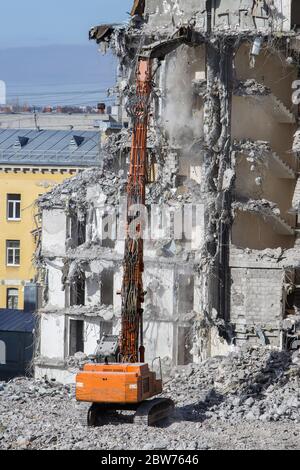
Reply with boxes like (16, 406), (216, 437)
(0, 129), (101, 310)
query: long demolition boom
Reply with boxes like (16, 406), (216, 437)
(119, 58), (152, 363)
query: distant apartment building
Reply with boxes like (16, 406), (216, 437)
(0, 128), (102, 310)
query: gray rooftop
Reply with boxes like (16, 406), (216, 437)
(0, 129), (102, 167)
(0, 309), (35, 333)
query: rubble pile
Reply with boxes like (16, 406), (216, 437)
(102, 129), (131, 169)
(41, 304), (115, 318)
(166, 347), (300, 424)
(233, 139), (271, 160)
(192, 78), (207, 97)
(1, 348), (300, 450)
(234, 79), (271, 96)
(147, 177), (203, 206)
(38, 168), (126, 212)
(66, 352), (90, 370)
(232, 198), (281, 217)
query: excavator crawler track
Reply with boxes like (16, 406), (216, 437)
(87, 403), (99, 427)
(134, 398), (175, 426)
(85, 398), (174, 427)
(87, 403), (119, 427)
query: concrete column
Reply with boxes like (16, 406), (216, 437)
(201, 40), (234, 323)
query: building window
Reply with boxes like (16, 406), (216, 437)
(178, 274), (194, 313)
(69, 319), (84, 356)
(78, 216), (86, 246)
(6, 288), (19, 309)
(101, 270), (114, 306)
(70, 274), (85, 307)
(177, 326), (193, 365)
(101, 213), (116, 249)
(7, 194), (21, 220)
(100, 320), (113, 337)
(292, 1), (300, 30)
(6, 240), (20, 266)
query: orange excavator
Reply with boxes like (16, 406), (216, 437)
(76, 32), (191, 426)
(76, 58), (174, 426)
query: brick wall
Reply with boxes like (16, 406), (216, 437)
(230, 267), (283, 345)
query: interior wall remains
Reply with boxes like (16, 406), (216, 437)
(231, 212), (295, 250)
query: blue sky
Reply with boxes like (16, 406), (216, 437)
(0, 0), (134, 48)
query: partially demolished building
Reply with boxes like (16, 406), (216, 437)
(35, 0), (300, 382)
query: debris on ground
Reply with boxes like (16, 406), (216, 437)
(1, 347), (299, 450)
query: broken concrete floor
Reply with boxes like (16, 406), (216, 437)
(1, 347), (300, 450)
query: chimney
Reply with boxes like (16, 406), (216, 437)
(97, 102), (106, 115)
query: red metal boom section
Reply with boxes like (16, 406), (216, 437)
(120, 59), (152, 363)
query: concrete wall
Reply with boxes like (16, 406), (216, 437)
(191, 203), (205, 251)
(213, 0), (291, 32)
(114, 263), (194, 365)
(235, 43), (297, 110)
(145, 0), (207, 29)
(40, 314), (65, 360)
(46, 259), (66, 309)
(144, 267), (175, 320)
(230, 267), (283, 324)
(232, 96), (296, 168)
(213, 0), (271, 31)
(230, 264), (283, 345)
(162, 45), (205, 150)
(231, 50), (297, 249)
(234, 155), (296, 228)
(145, 0), (292, 32)
(35, 366), (76, 384)
(85, 272), (101, 306)
(232, 212), (295, 250)
(143, 320), (174, 364)
(82, 318), (101, 356)
(42, 209), (66, 257)
(232, 42), (297, 251)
